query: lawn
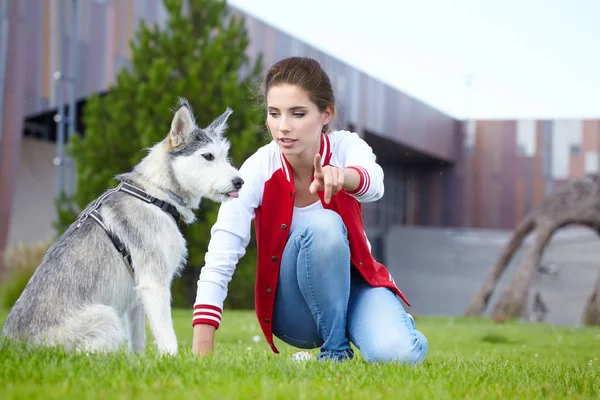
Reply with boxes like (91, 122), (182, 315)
(1, 308), (599, 399)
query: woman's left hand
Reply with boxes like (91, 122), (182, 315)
(309, 153), (345, 204)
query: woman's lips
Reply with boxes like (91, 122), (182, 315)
(279, 138), (297, 148)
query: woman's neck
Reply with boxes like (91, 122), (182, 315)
(287, 140), (321, 181)
(288, 157), (314, 180)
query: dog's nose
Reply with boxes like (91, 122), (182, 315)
(232, 177), (244, 190)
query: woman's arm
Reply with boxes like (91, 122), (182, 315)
(192, 324), (216, 355)
(191, 151), (264, 355)
(342, 167), (361, 193)
(338, 131), (385, 202)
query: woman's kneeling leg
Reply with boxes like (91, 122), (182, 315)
(347, 270), (428, 365)
(272, 209), (353, 361)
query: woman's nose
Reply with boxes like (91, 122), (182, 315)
(278, 117), (291, 132)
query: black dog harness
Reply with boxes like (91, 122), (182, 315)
(75, 181), (181, 277)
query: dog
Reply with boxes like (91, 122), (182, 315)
(2, 98), (243, 355)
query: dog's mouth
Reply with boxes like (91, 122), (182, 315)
(216, 190), (239, 199)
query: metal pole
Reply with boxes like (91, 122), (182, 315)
(0, 0), (11, 171)
(463, 73), (476, 150)
(66, 0), (78, 198)
(541, 121), (554, 197)
(462, 73), (476, 227)
(54, 0), (68, 199)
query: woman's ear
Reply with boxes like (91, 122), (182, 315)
(322, 105), (334, 125)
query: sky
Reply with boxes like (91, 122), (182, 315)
(228, 0), (600, 120)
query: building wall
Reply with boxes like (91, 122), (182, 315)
(454, 119), (600, 229)
(6, 137), (57, 246)
(0, 0), (32, 264)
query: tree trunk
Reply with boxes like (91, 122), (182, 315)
(582, 271), (600, 326)
(464, 217), (534, 316)
(491, 225), (556, 322)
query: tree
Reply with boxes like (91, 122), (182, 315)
(465, 174), (600, 326)
(582, 271), (600, 325)
(56, 0), (267, 309)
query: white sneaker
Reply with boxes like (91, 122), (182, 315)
(290, 351), (314, 362)
(407, 313), (416, 329)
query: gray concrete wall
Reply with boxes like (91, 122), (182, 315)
(385, 225), (600, 326)
(6, 137), (57, 247)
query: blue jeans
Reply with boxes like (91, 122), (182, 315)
(272, 209), (428, 364)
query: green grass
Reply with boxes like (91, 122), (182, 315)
(1, 308), (599, 399)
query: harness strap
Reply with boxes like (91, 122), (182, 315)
(89, 209), (134, 277)
(119, 182), (181, 223)
(75, 181), (182, 278)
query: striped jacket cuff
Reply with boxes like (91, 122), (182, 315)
(346, 166), (370, 196)
(192, 304), (222, 329)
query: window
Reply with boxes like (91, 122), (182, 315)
(516, 120), (536, 157)
(463, 120), (476, 153)
(585, 152), (599, 174)
(552, 120), (582, 179)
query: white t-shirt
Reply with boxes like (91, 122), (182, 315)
(289, 200), (325, 236)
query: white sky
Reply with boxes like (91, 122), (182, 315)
(229, 0), (600, 120)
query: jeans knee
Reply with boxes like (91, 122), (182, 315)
(299, 209), (347, 251)
(362, 332), (428, 365)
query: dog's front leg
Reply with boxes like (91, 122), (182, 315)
(125, 302), (146, 353)
(138, 278), (178, 356)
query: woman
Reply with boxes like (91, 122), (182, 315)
(191, 56), (428, 364)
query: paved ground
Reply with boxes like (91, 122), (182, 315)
(383, 226), (600, 326)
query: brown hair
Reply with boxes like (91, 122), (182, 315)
(263, 57), (336, 134)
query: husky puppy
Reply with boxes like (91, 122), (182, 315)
(2, 98), (243, 355)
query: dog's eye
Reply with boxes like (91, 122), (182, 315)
(202, 153), (214, 161)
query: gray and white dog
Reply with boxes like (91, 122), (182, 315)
(2, 98), (243, 355)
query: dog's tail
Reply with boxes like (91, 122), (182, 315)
(44, 304), (126, 353)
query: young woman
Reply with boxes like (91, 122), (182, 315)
(191, 56), (428, 364)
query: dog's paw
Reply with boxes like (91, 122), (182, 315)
(157, 343), (178, 356)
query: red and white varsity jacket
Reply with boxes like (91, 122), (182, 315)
(193, 130), (410, 353)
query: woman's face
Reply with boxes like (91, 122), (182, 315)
(266, 84), (332, 159)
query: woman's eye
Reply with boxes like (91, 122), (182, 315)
(202, 153), (214, 161)
(268, 112), (279, 117)
(293, 113), (305, 117)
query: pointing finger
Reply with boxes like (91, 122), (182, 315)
(324, 169), (333, 204)
(313, 153), (322, 174)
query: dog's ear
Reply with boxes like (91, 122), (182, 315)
(206, 107), (233, 137)
(169, 98), (196, 148)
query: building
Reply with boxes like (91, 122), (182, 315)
(456, 119), (600, 229)
(1, 0), (597, 259)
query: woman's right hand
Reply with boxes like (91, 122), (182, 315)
(192, 324), (216, 355)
